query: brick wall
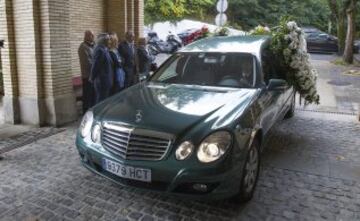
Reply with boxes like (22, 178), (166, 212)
(0, 0), (18, 98)
(0, 0), (144, 125)
(12, 0), (43, 98)
(70, 0), (105, 77)
(134, 0), (144, 39)
(41, 0), (73, 98)
(107, 0), (127, 40)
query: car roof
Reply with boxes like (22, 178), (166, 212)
(179, 35), (270, 58)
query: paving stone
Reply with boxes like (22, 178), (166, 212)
(40, 210), (56, 220)
(128, 211), (143, 220)
(0, 107), (360, 221)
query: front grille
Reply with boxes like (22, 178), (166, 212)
(101, 122), (173, 161)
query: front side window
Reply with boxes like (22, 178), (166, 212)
(151, 53), (256, 88)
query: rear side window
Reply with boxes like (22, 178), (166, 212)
(261, 48), (286, 83)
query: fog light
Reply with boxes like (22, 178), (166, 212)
(91, 124), (101, 144)
(193, 183), (208, 192)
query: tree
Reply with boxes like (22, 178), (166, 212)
(343, 0), (358, 63)
(328, 0), (347, 54)
(144, 0), (332, 34)
(144, 0), (215, 25)
(227, 0), (330, 31)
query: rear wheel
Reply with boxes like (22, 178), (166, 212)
(233, 139), (260, 203)
(284, 93), (295, 119)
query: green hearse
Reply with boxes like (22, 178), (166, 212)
(76, 35), (295, 201)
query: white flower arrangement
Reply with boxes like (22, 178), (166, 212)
(251, 19), (320, 104)
(283, 21), (319, 104)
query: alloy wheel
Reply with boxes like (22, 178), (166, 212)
(244, 146), (259, 193)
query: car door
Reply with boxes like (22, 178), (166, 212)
(306, 33), (319, 52)
(256, 88), (282, 134)
(257, 52), (283, 134)
(317, 34), (338, 53)
(277, 84), (294, 119)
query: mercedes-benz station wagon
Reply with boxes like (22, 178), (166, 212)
(76, 36), (295, 202)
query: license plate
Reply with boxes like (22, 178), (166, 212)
(102, 158), (151, 182)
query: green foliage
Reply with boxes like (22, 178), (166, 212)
(250, 25), (271, 35)
(227, 0), (331, 31)
(144, 0), (215, 24)
(214, 27), (230, 36)
(145, 0), (333, 34)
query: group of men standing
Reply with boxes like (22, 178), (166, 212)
(78, 30), (155, 113)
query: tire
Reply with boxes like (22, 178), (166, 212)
(232, 139), (260, 203)
(284, 93), (295, 119)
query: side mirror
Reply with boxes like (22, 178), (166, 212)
(267, 79), (288, 90)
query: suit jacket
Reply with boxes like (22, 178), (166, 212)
(137, 46), (155, 75)
(118, 41), (136, 68)
(90, 45), (113, 89)
(78, 41), (94, 79)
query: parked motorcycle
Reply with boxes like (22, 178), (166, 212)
(166, 31), (183, 49)
(147, 31), (182, 55)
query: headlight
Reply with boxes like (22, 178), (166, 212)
(175, 141), (194, 160)
(79, 111), (93, 137)
(91, 124), (101, 144)
(197, 131), (232, 163)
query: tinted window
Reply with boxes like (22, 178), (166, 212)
(151, 53), (256, 88)
(261, 48), (286, 82)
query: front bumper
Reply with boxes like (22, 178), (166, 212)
(76, 136), (245, 201)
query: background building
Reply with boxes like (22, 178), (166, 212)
(0, 0), (144, 126)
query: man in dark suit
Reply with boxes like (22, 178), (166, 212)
(118, 31), (137, 87)
(90, 33), (114, 104)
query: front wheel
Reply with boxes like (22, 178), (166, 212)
(233, 139), (260, 203)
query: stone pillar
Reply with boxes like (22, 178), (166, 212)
(40, 0), (77, 126)
(107, 0), (127, 40)
(134, 0), (144, 39)
(0, 0), (20, 124)
(126, 0), (134, 32)
(3, 0), (44, 125)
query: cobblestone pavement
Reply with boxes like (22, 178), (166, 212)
(0, 127), (64, 154)
(0, 111), (360, 221)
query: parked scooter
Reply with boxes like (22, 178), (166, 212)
(166, 31), (183, 49)
(147, 31), (182, 55)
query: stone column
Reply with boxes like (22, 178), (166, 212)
(134, 0), (144, 39)
(4, 0), (45, 125)
(40, 0), (77, 126)
(0, 0), (20, 124)
(107, 0), (127, 40)
(126, 0), (135, 32)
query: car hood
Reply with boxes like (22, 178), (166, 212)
(94, 82), (259, 136)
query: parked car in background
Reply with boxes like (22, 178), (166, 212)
(76, 36), (296, 202)
(177, 27), (209, 45)
(303, 27), (359, 54)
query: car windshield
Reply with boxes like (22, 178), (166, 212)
(150, 53), (256, 88)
